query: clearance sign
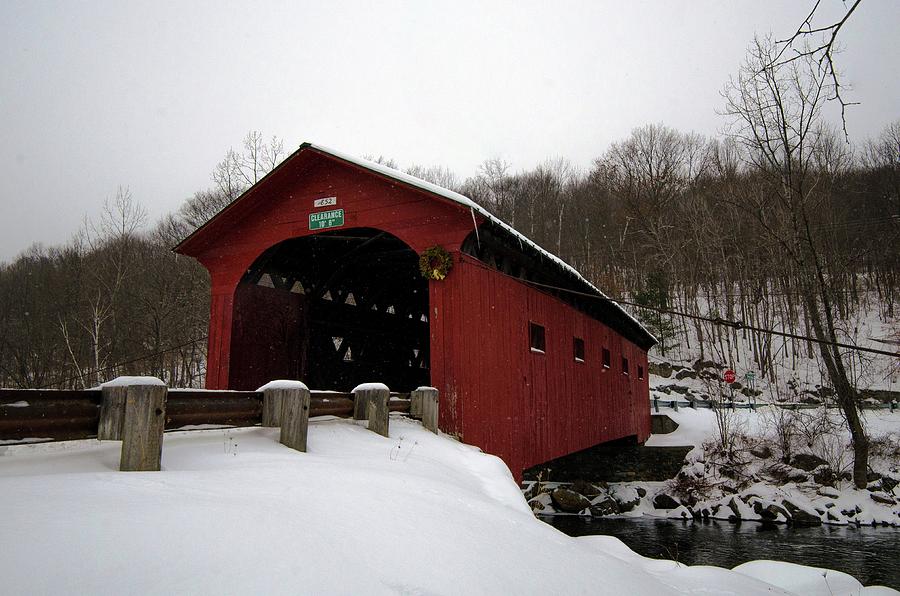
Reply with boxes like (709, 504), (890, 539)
(309, 208), (344, 230)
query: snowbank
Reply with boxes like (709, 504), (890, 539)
(0, 417), (894, 594)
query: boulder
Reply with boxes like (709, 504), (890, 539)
(750, 444), (773, 459)
(550, 488), (591, 513)
(813, 468), (838, 487)
(840, 505), (861, 518)
(753, 501), (775, 520)
(675, 369), (698, 380)
(764, 504), (789, 521)
(589, 498), (621, 517)
(698, 370), (720, 381)
(881, 476), (899, 493)
(649, 362), (673, 378)
(791, 453), (828, 472)
(653, 493), (680, 510)
(610, 486), (641, 512)
(635, 487), (647, 498)
(693, 359), (722, 371)
(570, 479), (602, 498)
(787, 469), (811, 483)
(870, 493), (896, 506)
(782, 499), (822, 526)
(670, 385), (690, 395)
(719, 465), (737, 479)
(817, 486), (840, 499)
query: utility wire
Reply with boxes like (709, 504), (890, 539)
(501, 273), (900, 359)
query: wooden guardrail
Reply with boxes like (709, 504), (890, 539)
(0, 380), (440, 472)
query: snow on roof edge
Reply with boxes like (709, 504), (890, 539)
(306, 143), (656, 345)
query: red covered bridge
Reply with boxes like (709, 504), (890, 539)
(174, 143), (656, 480)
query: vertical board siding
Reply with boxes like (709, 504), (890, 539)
(445, 256), (652, 480)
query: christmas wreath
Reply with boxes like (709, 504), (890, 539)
(419, 245), (453, 281)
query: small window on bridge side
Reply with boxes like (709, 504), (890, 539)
(529, 322), (546, 354)
(638, 365), (644, 380)
(622, 357), (630, 376)
(574, 337), (585, 363)
(602, 348), (611, 369)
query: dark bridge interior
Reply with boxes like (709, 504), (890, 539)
(230, 228), (430, 391)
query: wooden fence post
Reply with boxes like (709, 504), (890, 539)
(653, 397), (659, 413)
(418, 387), (439, 434)
(353, 386), (370, 421)
(262, 388), (286, 427)
(367, 390), (390, 438)
(410, 390), (423, 419)
(353, 384), (390, 437)
(120, 384), (167, 472)
(98, 385), (127, 440)
(280, 385), (311, 452)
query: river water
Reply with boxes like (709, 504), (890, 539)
(542, 516), (900, 589)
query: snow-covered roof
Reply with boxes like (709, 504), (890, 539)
(304, 143), (656, 348)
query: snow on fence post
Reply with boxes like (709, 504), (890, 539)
(279, 384), (310, 452)
(119, 380), (168, 472)
(418, 387), (439, 434)
(353, 383), (390, 437)
(98, 385), (128, 440)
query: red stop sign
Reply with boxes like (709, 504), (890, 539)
(724, 369), (736, 383)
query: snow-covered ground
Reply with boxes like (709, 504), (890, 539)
(2, 415), (896, 594)
(646, 407), (900, 526)
(529, 406), (899, 528)
(648, 292), (898, 401)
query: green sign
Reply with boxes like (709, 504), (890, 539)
(309, 208), (344, 230)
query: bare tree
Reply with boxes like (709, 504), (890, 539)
(723, 36), (871, 487)
(213, 131), (286, 199)
(405, 164), (461, 192)
(771, 0), (863, 139)
(172, 131), (286, 241)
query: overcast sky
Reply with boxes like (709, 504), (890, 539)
(1, 1), (898, 261)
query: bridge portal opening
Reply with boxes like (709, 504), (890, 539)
(230, 228), (429, 391)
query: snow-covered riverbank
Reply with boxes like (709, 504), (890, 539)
(1, 416), (896, 594)
(527, 407), (900, 528)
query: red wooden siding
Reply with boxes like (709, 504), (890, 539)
(431, 255), (650, 479)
